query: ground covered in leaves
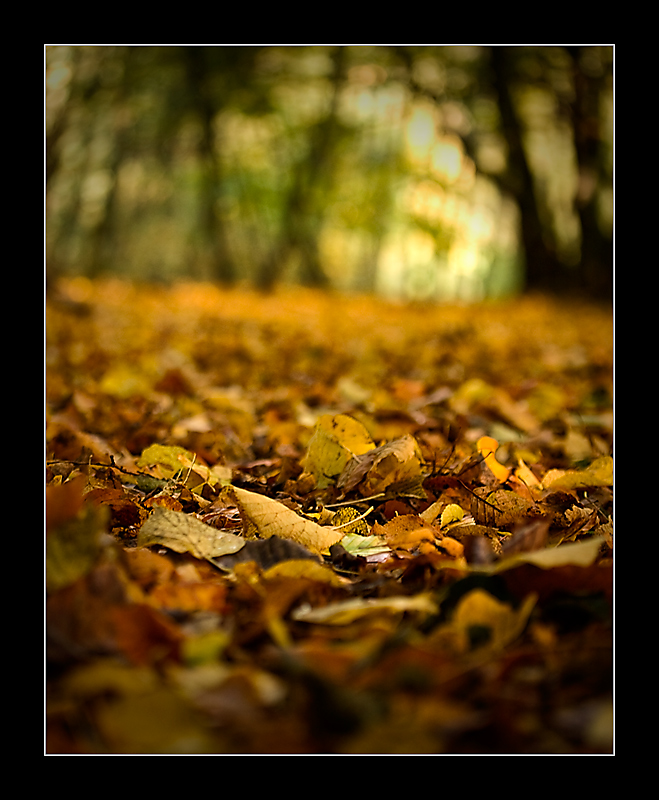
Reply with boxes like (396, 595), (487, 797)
(46, 278), (613, 754)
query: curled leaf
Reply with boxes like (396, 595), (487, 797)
(338, 434), (426, 498)
(477, 436), (511, 483)
(440, 503), (465, 528)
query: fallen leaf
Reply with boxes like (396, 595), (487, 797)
(471, 488), (537, 527)
(291, 594), (438, 625)
(212, 535), (322, 571)
(46, 475), (86, 531)
(372, 514), (464, 558)
(440, 503), (465, 528)
(339, 434), (426, 498)
(434, 588), (536, 653)
(227, 485), (345, 555)
(136, 443), (227, 493)
(340, 533), (391, 558)
(46, 503), (110, 593)
(302, 413), (375, 489)
(262, 559), (348, 586)
(492, 535), (605, 572)
(477, 436), (511, 483)
(543, 456), (613, 491)
(137, 507), (245, 561)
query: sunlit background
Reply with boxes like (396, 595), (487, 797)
(45, 45), (613, 302)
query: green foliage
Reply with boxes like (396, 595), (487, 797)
(46, 45), (613, 300)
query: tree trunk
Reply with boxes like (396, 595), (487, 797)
(489, 47), (564, 294)
(183, 47), (236, 284)
(258, 46), (347, 291)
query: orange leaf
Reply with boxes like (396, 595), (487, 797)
(477, 436), (511, 483)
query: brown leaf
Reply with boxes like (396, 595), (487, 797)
(501, 518), (550, 556)
(212, 535), (321, 571)
(338, 434), (426, 498)
(372, 514), (464, 558)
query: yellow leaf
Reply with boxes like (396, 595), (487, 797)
(227, 485), (345, 555)
(440, 504), (464, 528)
(302, 414), (375, 489)
(496, 535), (605, 571)
(543, 456), (613, 490)
(262, 559), (348, 586)
(477, 436), (511, 483)
(451, 589), (536, 651)
(137, 444), (196, 481)
(137, 507), (245, 561)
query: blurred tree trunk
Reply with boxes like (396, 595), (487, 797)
(183, 47), (236, 284)
(489, 47), (564, 295)
(490, 46), (612, 300)
(258, 46), (347, 291)
(565, 46), (613, 300)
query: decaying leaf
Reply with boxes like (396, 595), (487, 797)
(226, 485), (346, 556)
(338, 434), (426, 498)
(471, 488), (537, 527)
(137, 507), (245, 561)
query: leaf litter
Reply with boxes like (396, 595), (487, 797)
(46, 280), (613, 754)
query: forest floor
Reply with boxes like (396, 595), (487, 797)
(45, 278), (613, 755)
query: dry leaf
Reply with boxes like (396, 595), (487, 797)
(372, 514), (464, 558)
(499, 535), (605, 571)
(543, 456), (613, 491)
(477, 436), (511, 483)
(212, 536), (321, 571)
(137, 507), (245, 561)
(227, 485), (345, 555)
(302, 413), (375, 489)
(436, 589), (537, 654)
(291, 594), (438, 625)
(338, 434), (426, 498)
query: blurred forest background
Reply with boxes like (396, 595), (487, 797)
(45, 45), (613, 302)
